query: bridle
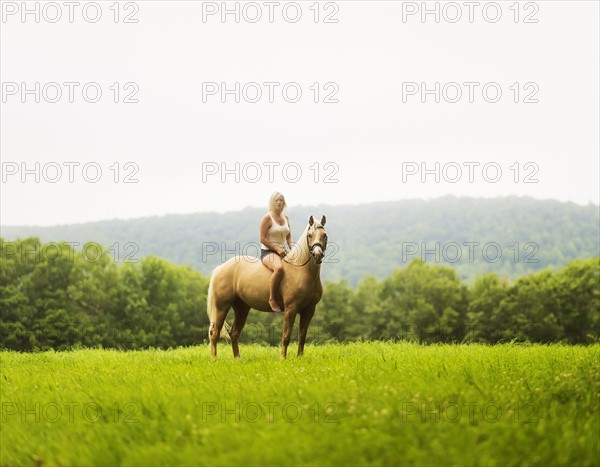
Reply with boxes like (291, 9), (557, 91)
(283, 226), (327, 267)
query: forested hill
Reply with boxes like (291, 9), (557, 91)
(2, 196), (598, 285)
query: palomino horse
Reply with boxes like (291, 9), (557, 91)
(207, 215), (328, 359)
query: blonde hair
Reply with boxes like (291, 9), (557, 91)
(268, 192), (287, 212)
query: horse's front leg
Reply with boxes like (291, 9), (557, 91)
(281, 308), (298, 360)
(297, 305), (316, 357)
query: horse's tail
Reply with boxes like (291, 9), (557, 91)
(207, 270), (231, 340)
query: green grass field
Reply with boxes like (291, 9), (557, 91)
(1, 342), (598, 466)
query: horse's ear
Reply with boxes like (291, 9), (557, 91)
(308, 215), (314, 226)
(321, 215), (326, 226)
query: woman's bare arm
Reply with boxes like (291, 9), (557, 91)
(285, 216), (293, 249)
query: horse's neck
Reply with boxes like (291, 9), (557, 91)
(287, 227), (310, 264)
(286, 227), (314, 269)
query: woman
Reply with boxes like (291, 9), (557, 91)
(260, 192), (293, 312)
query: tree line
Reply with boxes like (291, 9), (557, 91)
(3, 196), (599, 286)
(1, 237), (598, 351)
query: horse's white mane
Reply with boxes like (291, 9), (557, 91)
(284, 223), (311, 265)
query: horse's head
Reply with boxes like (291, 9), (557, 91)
(307, 215), (327, 265)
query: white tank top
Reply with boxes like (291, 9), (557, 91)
(261, 213), (290, 250)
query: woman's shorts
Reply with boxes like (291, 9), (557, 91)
(260, 249), (279, 260)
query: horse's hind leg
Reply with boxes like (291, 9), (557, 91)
(230, 300), (250, 359)
(209, 307), (229, 358)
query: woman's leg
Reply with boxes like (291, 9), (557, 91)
(261, 252), (283, 312)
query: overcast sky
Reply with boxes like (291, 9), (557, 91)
(1, 0), (598, 226)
